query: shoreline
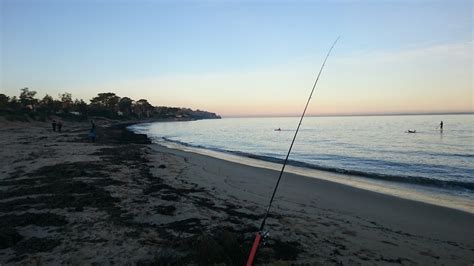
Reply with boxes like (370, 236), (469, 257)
(153, 142), (474, 229)
(1, 119), (473, 264)
(132, 130), (474, 215)
(149, 142), (474, 263)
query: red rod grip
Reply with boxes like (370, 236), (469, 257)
(246, 232), (262, 266)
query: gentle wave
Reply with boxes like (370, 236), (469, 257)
(426, 152), (474, 158)
(161, 137), (474, 191)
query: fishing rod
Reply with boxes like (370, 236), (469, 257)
(246, 37), (340, 266)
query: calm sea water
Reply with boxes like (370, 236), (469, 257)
(130, 114), (474, 192)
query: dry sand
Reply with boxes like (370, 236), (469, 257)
(0, 119), (473, 265)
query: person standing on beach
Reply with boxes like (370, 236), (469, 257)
(89, 120), (97, 142)
(52, 120), (57, 132)
(440, 121), (443, 130)
(57, 121), (63, 132)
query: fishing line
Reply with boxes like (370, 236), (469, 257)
(246, 37), (340, 266)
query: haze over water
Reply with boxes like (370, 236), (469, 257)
(132, 114), (474, 194)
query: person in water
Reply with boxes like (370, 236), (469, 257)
(57, 120), (63, 132)
(440, 121), (443, 130)
(52, 120), (57, 132)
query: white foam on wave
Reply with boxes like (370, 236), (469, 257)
(158, 138), (474, 214)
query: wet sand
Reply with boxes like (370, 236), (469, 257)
(1, 119), (473, 264)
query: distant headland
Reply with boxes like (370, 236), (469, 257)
(0, 88), (221, 122)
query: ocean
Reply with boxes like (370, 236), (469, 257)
(130, 114), (474, 211)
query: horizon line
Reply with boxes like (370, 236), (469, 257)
(222, 111), (474, 118)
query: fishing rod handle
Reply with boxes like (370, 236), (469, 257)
(246, 232), (262, 266)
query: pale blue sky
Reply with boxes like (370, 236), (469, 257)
(1, 0), (472, 116)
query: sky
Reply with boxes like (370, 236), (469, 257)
(1, 0), (472, 117)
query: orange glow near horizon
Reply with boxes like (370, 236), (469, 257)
(3, 43), (472, 117)
(60, 42), (472, 117)
(2, 1), (472, 118)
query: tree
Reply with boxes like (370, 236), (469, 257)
(133, 99), (154, 118)
(38, 94), (58, 114)
(8, 96), (20, 109)
(0, 94), (9, 108)
(73, 99), (88, 115)
(40, 94), (54, 107)
(90, 93), (120, 110)
(59, 92), (73, 112)
(19, 88), (38, 107)
(118, 97), (134, 115)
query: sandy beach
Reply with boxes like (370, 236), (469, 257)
(1, 119), (473, 265)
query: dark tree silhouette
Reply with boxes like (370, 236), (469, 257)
(90, 93), (120, 109)
(19, 88), (38, 108)
(73, 99), (88, 115)
(1, 89), (220, 121)
(133, 99), (154, 118)
(38, 95), (57, 114)
(0, 94), (9, 108)
(59, 93), (73, 112)
(118, 97), (134, 115)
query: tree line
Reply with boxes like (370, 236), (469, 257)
(0, 88), (221, 122)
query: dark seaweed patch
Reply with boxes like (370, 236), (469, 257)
(97, 123), (151, 145)
(163, 218), (202, 234)
(143, 183), (174, 195)
(0, 227), (23, 249)
(14, 237), (61, 254)
(27, 161), (107, 179)
(160, 194), (180, 201)
(273, 239), (303, 260)
(0, 182), (121, 216)
(155, 205), (176, 216)
(93, 145), (149, 165)
(0, 212), (67, 228)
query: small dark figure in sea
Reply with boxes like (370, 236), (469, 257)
(52, 120), (57, 132)
(57, 120), (63, 132)
(88, 120), (97, 142)
(440, 121), (443, 130)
